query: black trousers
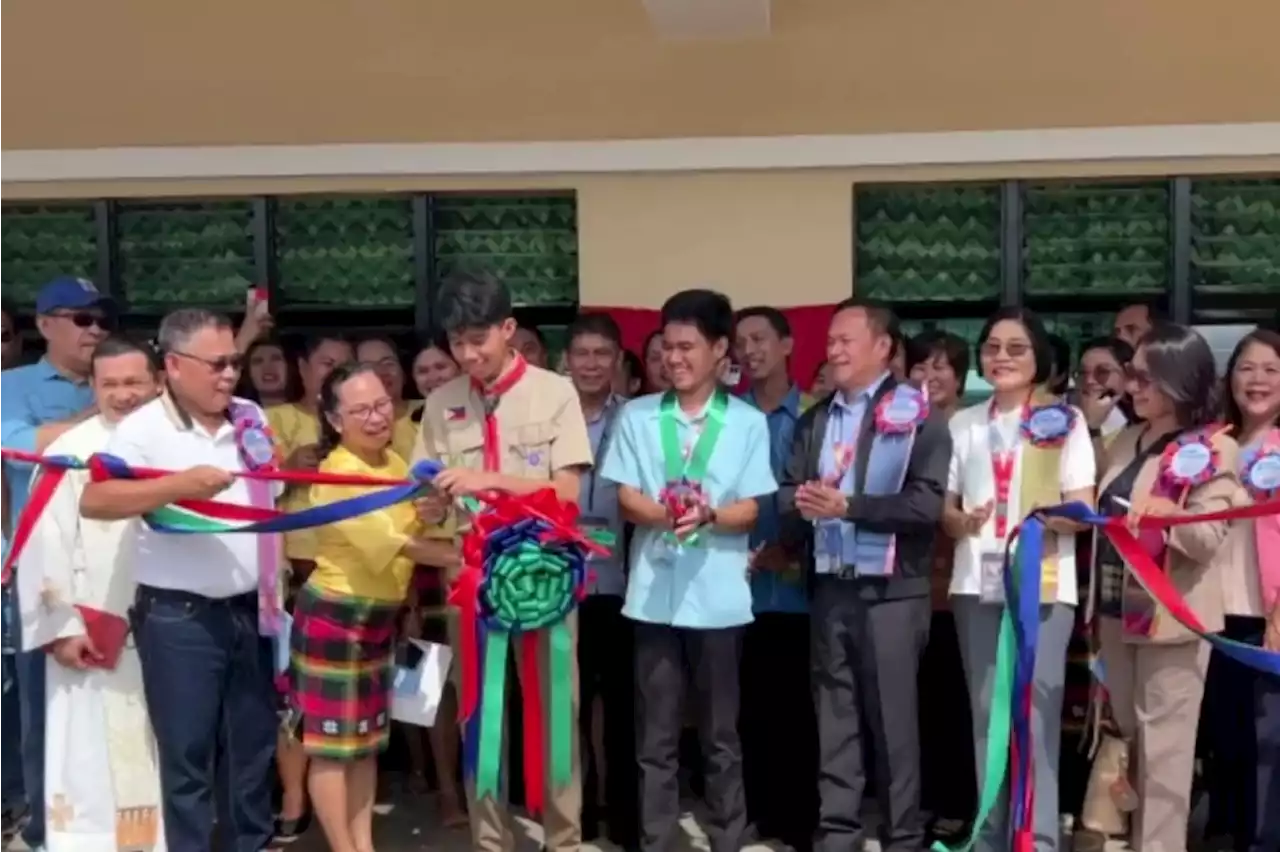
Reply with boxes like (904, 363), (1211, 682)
(635, 622), (746, 852)
(811, 578), (930, 852)
(741, 612), (818, 851)
(577, 595), (639, 846)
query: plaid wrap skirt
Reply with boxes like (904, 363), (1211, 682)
(291, 583), (400, 760)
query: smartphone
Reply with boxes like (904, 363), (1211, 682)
(246, 285), (269, 316)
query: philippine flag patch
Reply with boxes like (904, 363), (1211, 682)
(446, 406), (468, 422)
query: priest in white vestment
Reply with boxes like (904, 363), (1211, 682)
(18, 337), (164, 852)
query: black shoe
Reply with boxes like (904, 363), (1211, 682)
(273, 809), (312, 844)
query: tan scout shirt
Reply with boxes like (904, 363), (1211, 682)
(411, 364), (594, 481)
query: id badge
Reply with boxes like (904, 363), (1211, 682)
(579, 516), (609, 562)
(979, 550), (1006, 604)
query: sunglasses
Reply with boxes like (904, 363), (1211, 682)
(50, 311), (115, 330)
(979, 341), (1032, 358)
(171, 350), (245, 374)
(1125, 365), (1153, 391)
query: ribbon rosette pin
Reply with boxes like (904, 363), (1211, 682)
(1243, 448), (1280, 498)
(873, 387), (929, 436)
(1020, 402), (1075, 449)
(1159, 433), (1219, 491)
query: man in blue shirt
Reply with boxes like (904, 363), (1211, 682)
(1, 276), (114, 852)
(735, 306), (817, 852)
(563, 313), (638, 849)
(601, 289), (776, 852)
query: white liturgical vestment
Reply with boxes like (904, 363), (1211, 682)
(18, 416), (165, 852)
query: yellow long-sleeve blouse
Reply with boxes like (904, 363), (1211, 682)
(309, 445), (421, 602)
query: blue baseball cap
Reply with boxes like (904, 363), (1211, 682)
(34, 276), (114, 315)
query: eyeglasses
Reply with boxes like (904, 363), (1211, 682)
(1074, 366), (1120, 384)
(49, 311), (115, 331)
(979, 341), (1032, 358)
(170, 350), (245, 374)
(343, 397), (395, 422)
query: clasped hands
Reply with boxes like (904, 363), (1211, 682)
(795, 479), (848, 521)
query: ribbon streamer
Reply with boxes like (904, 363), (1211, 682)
(450, 488), (612, 815)
(937, 496), (1280, 852)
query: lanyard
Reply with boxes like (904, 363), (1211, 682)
(472, 355), (529, 473)
(988, 398), (1030, 539)
(659, 389), (729, 485)
(583, 398), (615, 512)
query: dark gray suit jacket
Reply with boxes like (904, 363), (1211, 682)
(778, 375), (952, 601)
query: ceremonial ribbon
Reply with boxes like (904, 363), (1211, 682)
(657, 389), (729, 546)
(0, 448), (436, 584)
(936, 496), (1280, 852)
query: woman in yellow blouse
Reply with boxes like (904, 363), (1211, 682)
(266, 333), (353, 842)
(355, 335), (421, 459)
(291, 362), (454, 852)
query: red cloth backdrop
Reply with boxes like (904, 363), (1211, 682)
(588, 304), (836, 392)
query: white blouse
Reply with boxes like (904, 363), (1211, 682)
(946, 401), (1096, 606)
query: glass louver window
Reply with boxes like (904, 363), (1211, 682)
(1022, 182), (1169, 298)
(116, 200), (255, 308)
(1, 203), (99, 305)
(434, 194), (579, 307)
(856, 184), (1001, 303)
(274, 196), (415, 307)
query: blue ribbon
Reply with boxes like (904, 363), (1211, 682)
(91, 453), (442, 534)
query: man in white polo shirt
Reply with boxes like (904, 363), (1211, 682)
(80, 309), (281, 852)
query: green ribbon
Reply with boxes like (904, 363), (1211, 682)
(932, 608), (1015, 852)
(659, 388), (729, 546)
(476, 628), (510, 801)
(549, 620), (574, 790)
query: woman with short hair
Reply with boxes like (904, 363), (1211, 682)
(943, 307), (1096, 851)
(1092, 324), (1243, 852)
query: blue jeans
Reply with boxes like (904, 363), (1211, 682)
(132, 586), (278, 852)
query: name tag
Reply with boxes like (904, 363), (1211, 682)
(979, 549), (1006, 604)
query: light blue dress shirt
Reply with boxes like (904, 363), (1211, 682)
(743, 384), (808, 614)
(815, 371), (890, 572)
(600, 391), (778, 629)
(1, 359), (94, 653)
(2, 359), (94, 540)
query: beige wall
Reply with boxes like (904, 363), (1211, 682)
(4, 0), (1279, 150)
(580, 171), (855, 308)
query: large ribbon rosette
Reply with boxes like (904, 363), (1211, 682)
(448, 488), (613, 814)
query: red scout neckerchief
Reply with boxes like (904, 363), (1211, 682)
(472, 354), (529, 473)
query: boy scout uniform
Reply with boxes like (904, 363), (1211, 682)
(412, 363), (593, 852)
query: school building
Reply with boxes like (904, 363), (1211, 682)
(3, 0), (1278, 368)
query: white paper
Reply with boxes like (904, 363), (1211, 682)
(391, 639), (453, 728)
(273, 611), (293, 675)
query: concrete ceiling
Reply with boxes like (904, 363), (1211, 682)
(641, 0), (771, 39)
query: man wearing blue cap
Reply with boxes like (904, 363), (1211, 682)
(1, 276), (114, 852)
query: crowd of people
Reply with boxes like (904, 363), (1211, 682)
(0, 274), (1278, 852)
